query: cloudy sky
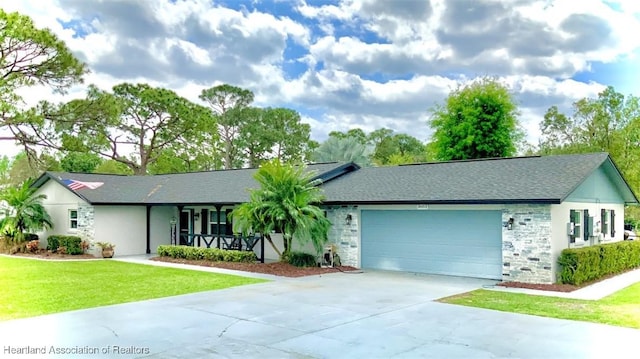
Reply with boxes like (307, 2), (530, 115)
(2, 0), (639, 158)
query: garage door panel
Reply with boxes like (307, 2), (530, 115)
(361, 210), (502, 279)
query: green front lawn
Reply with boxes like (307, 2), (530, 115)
(0, 256), (266, 321)
(439, 283), (640, 328)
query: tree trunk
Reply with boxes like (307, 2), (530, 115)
(264, 234), (282, 259)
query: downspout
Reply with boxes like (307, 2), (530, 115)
(146, 205), (151, 254)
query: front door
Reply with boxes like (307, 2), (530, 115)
(179, 209), (193, 245)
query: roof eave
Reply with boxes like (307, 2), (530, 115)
(322, 198), (562, 206)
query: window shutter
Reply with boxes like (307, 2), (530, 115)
(225, 209), (233, 235)
(201, 209), (208, 234)
(583, 209), (590, 241)
(611, 210), (616, 237)
(601, 208), (606, 235)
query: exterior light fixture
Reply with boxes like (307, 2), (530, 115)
(346, 214), (353, 226)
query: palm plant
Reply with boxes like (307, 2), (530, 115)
(312, 136), (373, 167)
(231, 159), (331, 259)
(0, 181), (53, 242)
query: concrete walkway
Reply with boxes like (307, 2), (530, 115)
(485, 268), (640, 300)
(113, 254), (284, 281)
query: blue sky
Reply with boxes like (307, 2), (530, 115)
(1, 0), (639, 158)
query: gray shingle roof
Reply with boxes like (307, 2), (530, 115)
(37, 162), (356, 205)
(320, 153), (638, 204)
(34, 153), (638, 206)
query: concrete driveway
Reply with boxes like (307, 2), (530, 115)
(1, 270), (639, 358)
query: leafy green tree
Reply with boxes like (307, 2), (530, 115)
(0, 181), (53, 242)
(539, 86), (640, 204)
(313, 136), (373, 167)
(52, 83), (213, 175)
(199, 84), (254, 169)
(0, 156), (9, 185)
(373, 133), (426, 165)
(539, 87), (636, 157)
(264, 108), (314, 164)
(60, 152), (102, 173)
(328, 129), (368, 144)
(0, 10), (86, 149)
(430, 78), (521, 160)
(8, 152), (59, 185)
(93, 160), (134, 175)
(231, 160), (331, 259)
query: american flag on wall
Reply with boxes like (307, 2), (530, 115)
(61, 179), (104, 190)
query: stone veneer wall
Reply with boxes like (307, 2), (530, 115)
(502, 204), (553, 284)
(77, 203), (95, 245)
(326, 206), (359, 267)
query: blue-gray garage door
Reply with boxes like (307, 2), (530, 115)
(361, 210), (503, 279)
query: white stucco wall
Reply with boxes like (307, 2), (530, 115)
(149, 206), (173, 253)
(550, 201), (625, 278)
(93, 206), (146, 256)
(34, 180), (88, 248)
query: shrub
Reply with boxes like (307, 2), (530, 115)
(46, 236), (59, 252)
(24, 233), (39, 242)
(284, 251), (317, 267)
(47, 235), (83, 255)
(558, 241), (640, 285)
(26, 240), (40, 253)
(157, 245), (256, 263)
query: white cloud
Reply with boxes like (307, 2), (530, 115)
(2, 0), (639, 161)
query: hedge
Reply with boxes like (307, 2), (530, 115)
(157, 245), (256, 263)
(558, 241), (640, 285)
(283, 251), (317, 267)
(46, 235), (83, 255)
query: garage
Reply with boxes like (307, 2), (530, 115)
(361, 210), (503, 279)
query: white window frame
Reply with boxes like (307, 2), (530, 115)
(69, 209), (78, 230)
(209, 210), (227, 235)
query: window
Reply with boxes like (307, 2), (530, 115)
(209, 209), (233, 235)
(569, 209), (582, 243)
(69, 210), (78, 229)
(601, 209), (610, 237)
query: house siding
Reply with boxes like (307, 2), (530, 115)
(77, 203), (97, 255)
(565, 166), (626, 203)
(501, 204), (553, 284)
(93, 206), (146, 256)
(34, 180), (88, 249)
(550, 201), (625, 279)
(326, 206), (360, 267)
(149, 206), (173, 253)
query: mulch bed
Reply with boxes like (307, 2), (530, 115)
(150, 256), (359, 277)
(497, 281), (578, 292)
(10, 250), (98, 260)
(498, 268), (639, 292)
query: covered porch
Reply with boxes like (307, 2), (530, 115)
(168, 204), (266, 263)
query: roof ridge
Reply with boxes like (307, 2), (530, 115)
(397, 152), (608, 167)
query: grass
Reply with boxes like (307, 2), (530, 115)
(0, 256), (267, 321)
(439, 283), (640, 328)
